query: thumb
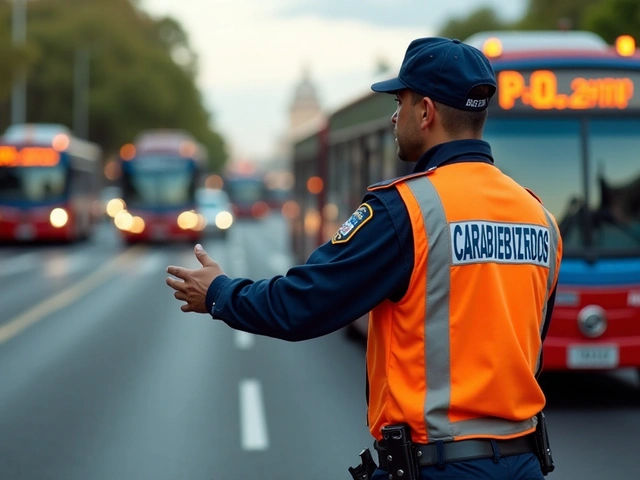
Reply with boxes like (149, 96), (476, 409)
(194, 244), (215, 267)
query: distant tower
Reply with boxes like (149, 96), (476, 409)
(270, 67), (325, 169)
(288, 67), (324, 138)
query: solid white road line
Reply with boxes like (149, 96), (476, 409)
(239, 379), (269, 451)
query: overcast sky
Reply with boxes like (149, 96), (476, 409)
(141, 0), (527, 163)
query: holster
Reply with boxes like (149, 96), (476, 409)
(380, 424), (420, 480)
(533, 411), (555, 476)
(348, 448), (378, 480)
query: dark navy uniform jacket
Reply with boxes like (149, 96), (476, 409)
(205, 139), (556, 342)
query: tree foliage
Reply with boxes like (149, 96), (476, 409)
(515, 0), (602, 30)
(583, 0), (640, 43)
(0, 0), (227, 172)
(437, 0), (638, 47)
(438, 7), (511, 41)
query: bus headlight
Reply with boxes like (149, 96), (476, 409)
(215, 211), (233, 230)
(577, 305), (607, 338)
(177, 210), (199, 230)
(106, 198), (126, 218)
(50, 208), (69, 228)
(114, 210), (134, 231)
(130, 216), (145, 234)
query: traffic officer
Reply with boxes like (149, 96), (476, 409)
(166, 36), (563, 480)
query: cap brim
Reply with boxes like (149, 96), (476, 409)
(371, 77), (407, 94)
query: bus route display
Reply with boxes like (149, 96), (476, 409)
(0, 146), (60, 167)
(497, 69), (639, 111)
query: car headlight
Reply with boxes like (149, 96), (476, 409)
(215, 211), (233, 229)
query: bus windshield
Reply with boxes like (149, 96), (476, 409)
(0, 165), (66, 203)
(484, 118), (640, 256)
(589, 119), (640, 252)
(124, 169), (194, 208)
(226, 178), (265, 205)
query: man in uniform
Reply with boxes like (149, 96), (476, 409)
(166, 37), (563, 480)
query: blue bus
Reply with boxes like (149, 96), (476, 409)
(465, 31), (640, 371)
(116, 129), (206, 243)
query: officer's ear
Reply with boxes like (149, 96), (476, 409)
(422, 97), (436, 128)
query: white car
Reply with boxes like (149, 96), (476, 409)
(196, 188), (234, 239)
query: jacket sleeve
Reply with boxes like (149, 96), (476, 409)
(205, 192), (414, 341)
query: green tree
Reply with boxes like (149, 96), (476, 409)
(0, 20), (14, 101)
(438, 6), (511, 40)
(0, 0), (227, 172)
(583, 0), (640, 43)
(516, 0), (602, 30)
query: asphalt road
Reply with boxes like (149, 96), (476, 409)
(0, 214), (638, 480)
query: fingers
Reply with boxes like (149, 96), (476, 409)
(174, 291), (187, 301)
(194, 244), (215, 268)
(166, 265), (190, 279)
(167, 259), (207, 314)
(169, 288), (192, 312)
(166, 276), (187, 292)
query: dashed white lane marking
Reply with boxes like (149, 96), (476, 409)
(0, 246), (144, 345)
(235, 331), (255, 350)
(239, 379), (269, 451)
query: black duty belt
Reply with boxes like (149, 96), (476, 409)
(375, 434), (536, 470)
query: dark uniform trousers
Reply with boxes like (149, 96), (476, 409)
(370, 453), (545, 480)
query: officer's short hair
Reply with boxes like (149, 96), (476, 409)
(411, 85), (491, 135)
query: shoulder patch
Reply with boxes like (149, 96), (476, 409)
(332, 203), (373, 244)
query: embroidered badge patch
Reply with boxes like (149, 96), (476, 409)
(332, 203), (373, 244)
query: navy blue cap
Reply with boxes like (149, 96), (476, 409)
(371, 37), (497, 111)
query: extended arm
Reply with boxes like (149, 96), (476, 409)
(206, 194), (413, 341)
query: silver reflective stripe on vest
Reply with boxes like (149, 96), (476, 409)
(405, 177), (454, 441)
(536, 206), (560, 374)
(406, 177), (540, 442)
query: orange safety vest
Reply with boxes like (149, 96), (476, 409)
(366, 162), (562, 444)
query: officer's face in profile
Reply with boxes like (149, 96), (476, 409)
(392, 90), (424, 162)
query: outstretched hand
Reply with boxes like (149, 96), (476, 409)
(166, 244), (225, 313)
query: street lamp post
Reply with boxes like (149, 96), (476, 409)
(11, 0), (27, 125)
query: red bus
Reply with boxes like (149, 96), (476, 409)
(116, 129), (206, 243)
(263, 169), (294, 213)
(224, 172), (271, 220)
(468, 31), (640, 372)
(292, 30), (640, 374)
(0, 123), (102, 242)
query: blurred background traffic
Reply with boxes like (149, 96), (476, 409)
(1, 1), (640, 479)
